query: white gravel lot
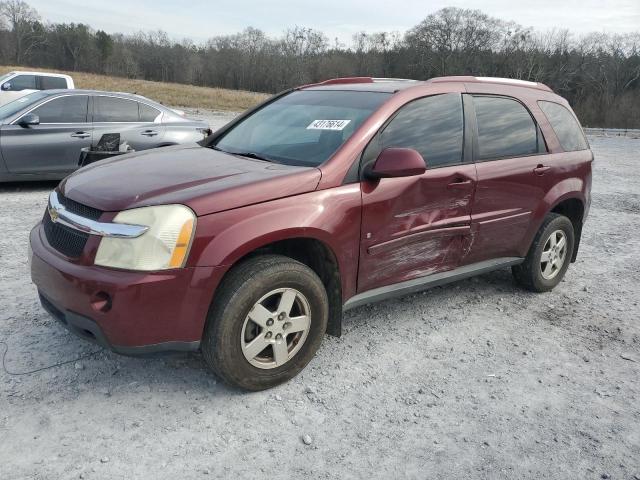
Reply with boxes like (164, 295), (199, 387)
(0, 128), (638, 479)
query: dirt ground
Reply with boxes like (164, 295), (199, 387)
(0, 129), (638, 479)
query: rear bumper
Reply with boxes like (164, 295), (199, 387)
(30, 223), (224, 353)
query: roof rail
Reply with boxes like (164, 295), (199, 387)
(427, 76), (552, 92)
(304, 77), (374, 87)
(299, 77), (419, 89)
(371, 78), (419, 83)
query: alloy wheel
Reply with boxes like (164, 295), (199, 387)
(540, 229), (567, 280)
(240, 288), (311, 369)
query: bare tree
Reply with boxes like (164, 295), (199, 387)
(406, 7), (509, 75)
(280, 26), (329, 85)
(0, 4), (637, 127)
(0, 0), (42, 63)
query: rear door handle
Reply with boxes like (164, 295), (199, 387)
(141, 130), (159, 137)
(533, 164), (552, 175)
(71, 132), (90, 139)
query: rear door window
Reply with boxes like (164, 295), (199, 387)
(39, 76), (68, 90)
(473, 96), (539, 160)
(538, 101), (588, 151)
(379, 93), (464, 168)
(6, 75), (37, 91)
(31, 95), (89, 123)
(94, 96), (140, 122)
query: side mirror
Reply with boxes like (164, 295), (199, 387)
(17, 113), (40, 127)
(368, 147), (426, 179)
(1, 82), (10, 91)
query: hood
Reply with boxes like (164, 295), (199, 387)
(59, 145), (322, 216)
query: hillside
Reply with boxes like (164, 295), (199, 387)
(0, 66), (269, 112)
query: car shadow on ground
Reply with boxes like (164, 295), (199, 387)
(2, 320), (226, 394)
(5, 262), (527, 396)
(343, 267), (526, 330)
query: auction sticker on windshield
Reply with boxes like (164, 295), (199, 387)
(307, 119), (351, 130)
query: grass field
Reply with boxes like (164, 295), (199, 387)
(1, 66), (269, 111)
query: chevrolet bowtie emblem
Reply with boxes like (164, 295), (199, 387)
(48, 206), (59, 223)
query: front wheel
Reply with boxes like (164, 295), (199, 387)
(512, 213), (575, 292)
(201, 255), (328, 391)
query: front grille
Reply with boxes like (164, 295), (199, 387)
(42, 193), (103, 258)
(43, 212), (89, 257)
(57, 194), (102, 220)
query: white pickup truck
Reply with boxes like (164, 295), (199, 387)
(0, 71), (75, 106)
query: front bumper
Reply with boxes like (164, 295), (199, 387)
(30, 223), (224, 354)
(37, 291), (201, 355)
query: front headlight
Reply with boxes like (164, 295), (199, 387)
(94, 204), (196, 271)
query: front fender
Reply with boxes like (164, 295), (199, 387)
(188, 185), (363, 300)
(203, 211), (340, 267)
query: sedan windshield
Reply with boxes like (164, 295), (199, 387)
(213, 90), (391, 167)
(0, 91), (50, 121)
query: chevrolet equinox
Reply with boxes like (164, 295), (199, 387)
(30, 76), (593, 390)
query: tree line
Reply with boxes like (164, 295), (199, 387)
(1, 1), (639, 128)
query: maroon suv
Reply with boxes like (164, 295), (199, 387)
(30, 76), (592, 390)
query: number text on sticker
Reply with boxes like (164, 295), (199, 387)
(307, 119), (351, 131)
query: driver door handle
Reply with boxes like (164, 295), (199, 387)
(447, 176), (474, 189)
(71, 131), (90, 139)
(141, 130), (159, 137)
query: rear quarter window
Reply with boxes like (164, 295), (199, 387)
(538, 101), (589, 152)
(139, 103), (161, 122)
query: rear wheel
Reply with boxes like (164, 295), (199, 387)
(512, 213), (575, 292)
(201, 255), (328, 391)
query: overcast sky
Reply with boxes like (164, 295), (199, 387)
(26, 0), (640, 44)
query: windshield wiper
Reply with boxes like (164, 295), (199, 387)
(211, 144), (279, 163)
(234, 152), (272, 162)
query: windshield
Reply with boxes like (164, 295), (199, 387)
(0, 73), (13, 84)
(0, 91), (50, 121)
(214, 90), (391, 167)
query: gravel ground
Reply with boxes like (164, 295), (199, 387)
(0, 130), (639, 480)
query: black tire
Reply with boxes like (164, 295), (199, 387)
(201, 254), (328, 391)
(512, 213), (575, 292)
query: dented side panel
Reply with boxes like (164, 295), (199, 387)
(358, 164), (477, 293)
(465, 155), (547, 263)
